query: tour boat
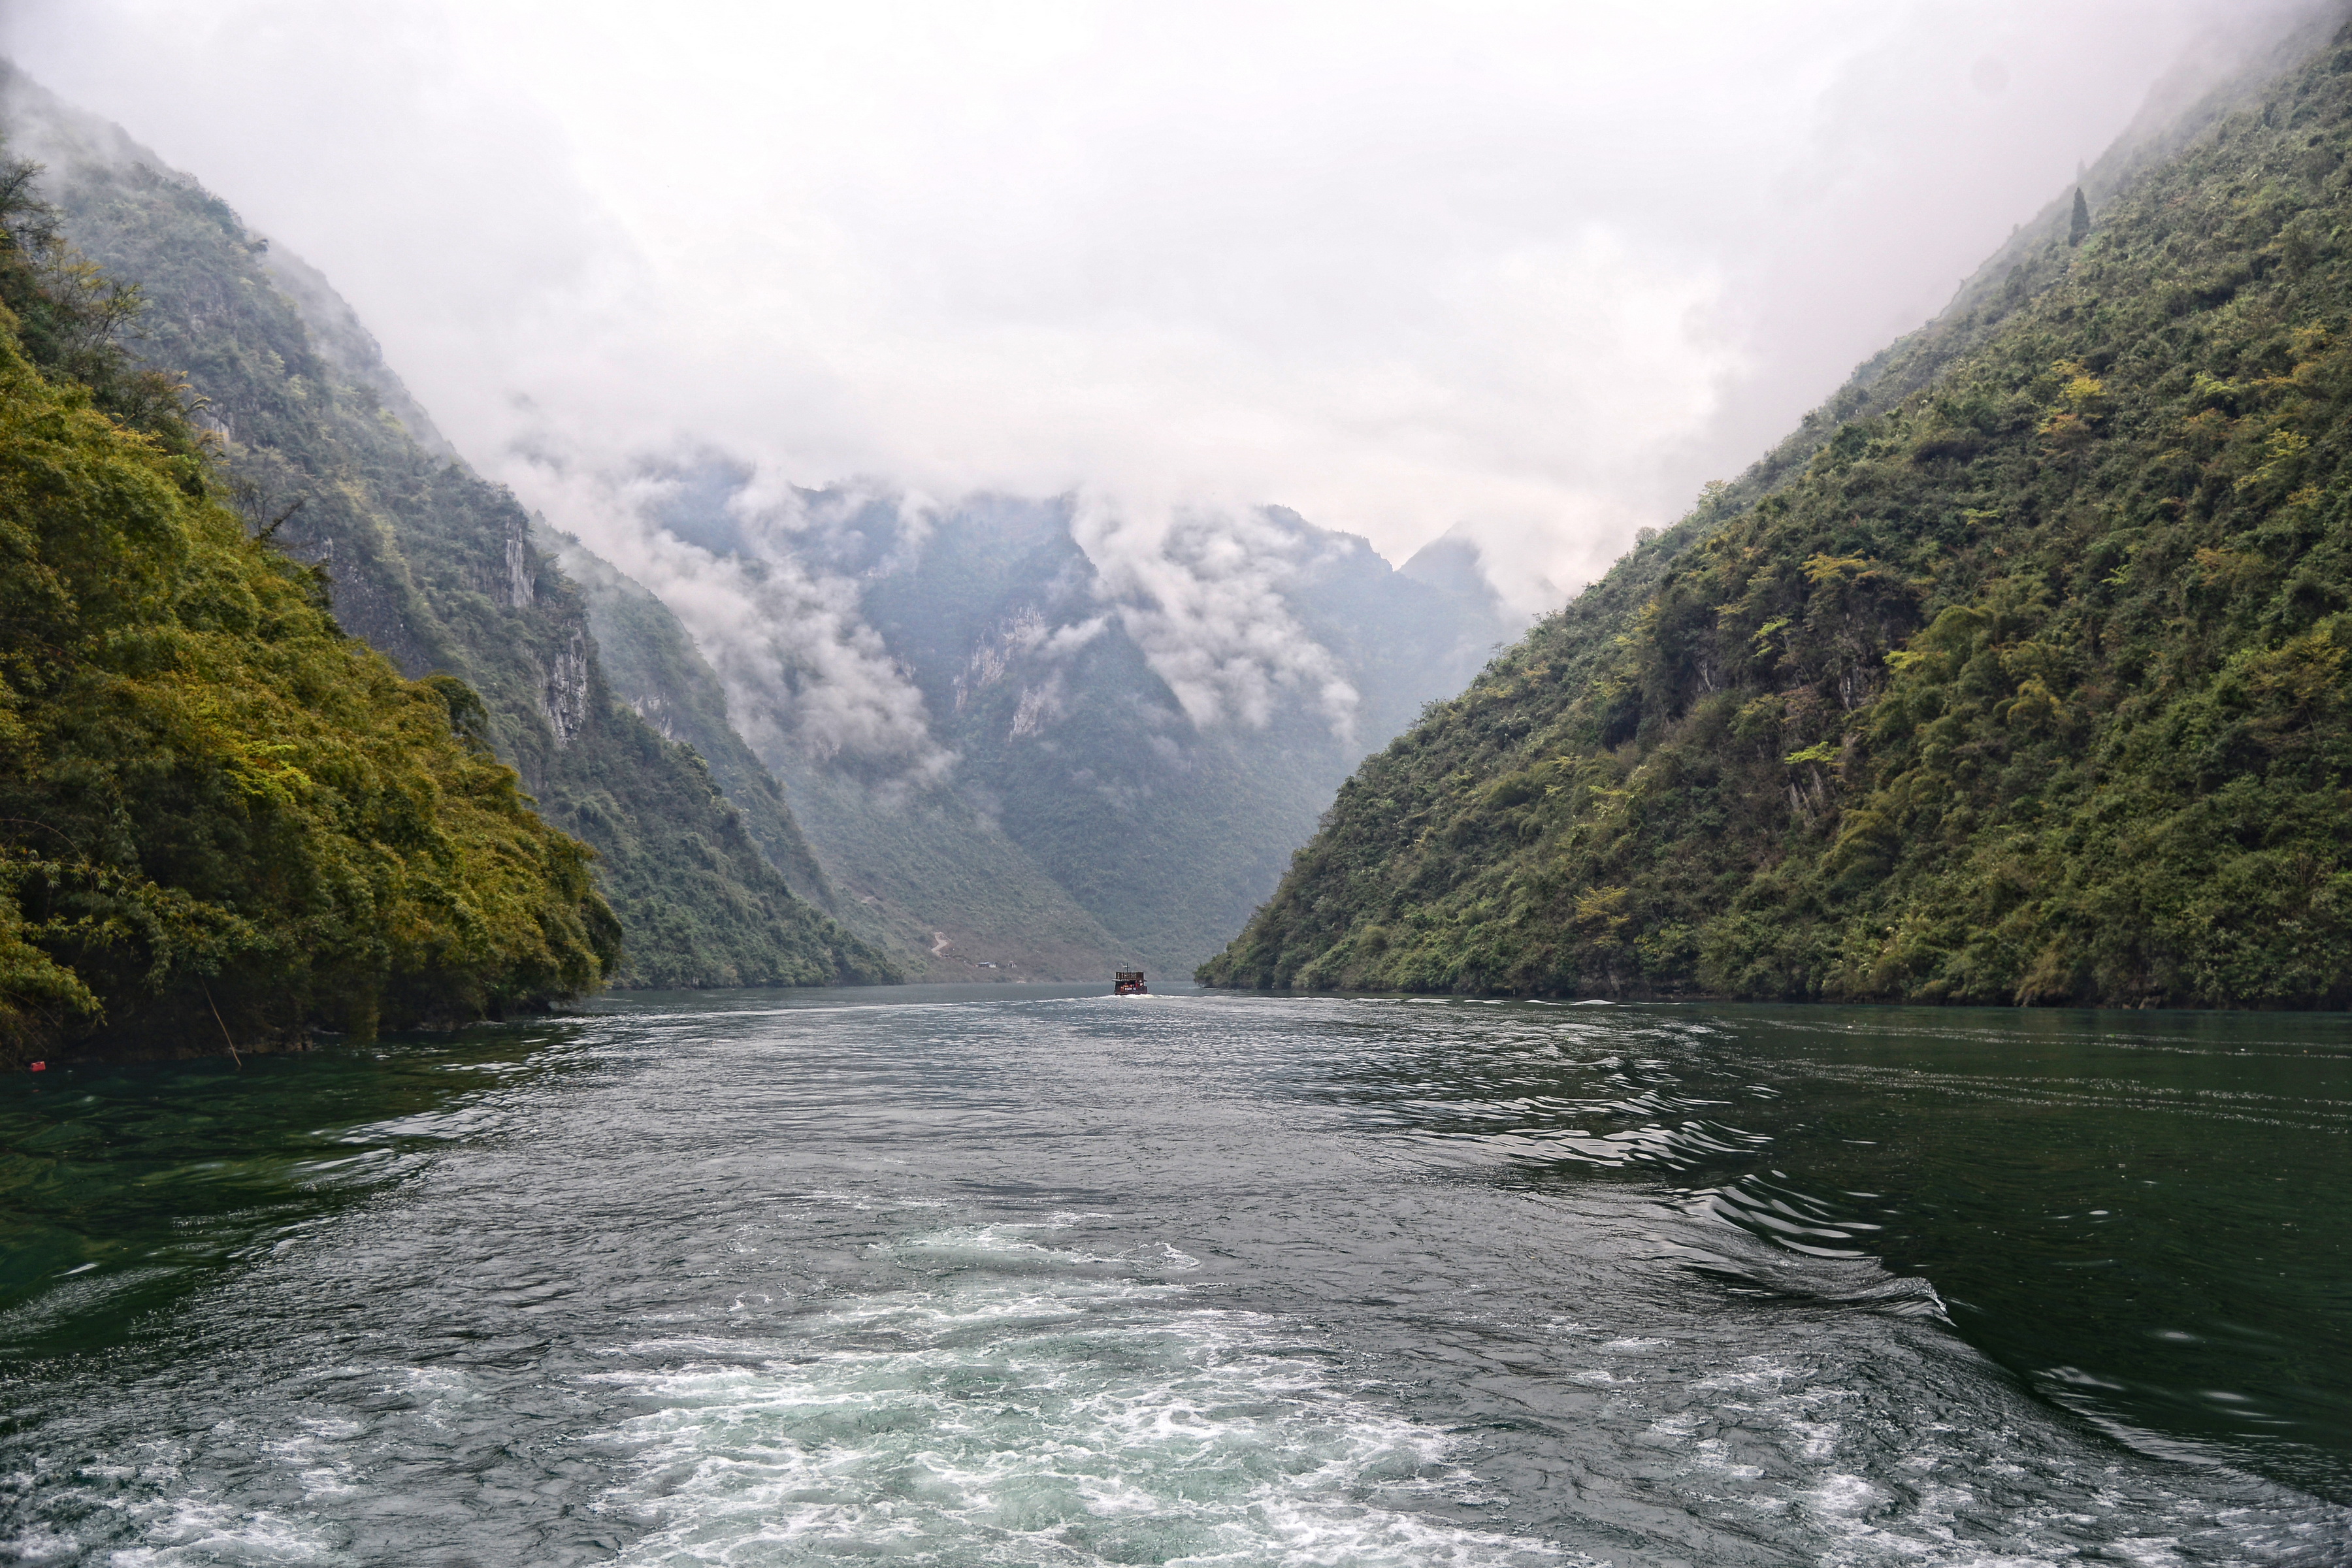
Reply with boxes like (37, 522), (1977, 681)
(1113, 970), (1149, 996)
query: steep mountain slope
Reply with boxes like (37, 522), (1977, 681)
(0, 67), (894, 989)
(535, 526), (838, 906)
(0, 74), (1513, 987)
(1205, 16), (2352, 1009)
(542, 516), (1130, 978)
(0, 165), (614, 1062)
(572, 485), (1514, 977)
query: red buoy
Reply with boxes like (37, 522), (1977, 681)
(27, 1062), (44, 1071)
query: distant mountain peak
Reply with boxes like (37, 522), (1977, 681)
(1398, 533), (1494, 601)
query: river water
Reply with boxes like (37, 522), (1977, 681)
(1, 987), (2347, 1565)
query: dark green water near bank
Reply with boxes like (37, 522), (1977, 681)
(0, 991), (2345, 1564)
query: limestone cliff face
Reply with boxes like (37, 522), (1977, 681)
(498, 510), (538, 611)
(540, 621), (593, 749)
(506, 533), (536, 610)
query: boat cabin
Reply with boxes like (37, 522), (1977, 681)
(1113, 970), (1149, 996)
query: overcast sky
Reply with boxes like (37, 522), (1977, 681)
(3, 0), (2328, 606)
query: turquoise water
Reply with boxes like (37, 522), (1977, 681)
(0, 989), (2345, 1564)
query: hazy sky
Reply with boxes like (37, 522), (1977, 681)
(3, 0), (2327, 606)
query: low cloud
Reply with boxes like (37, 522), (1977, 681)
(1073, 495), (1362, 738)
(516, 449), (956, 783)
(527, 446), (1380, 773)
(5, 0), (2332, 609)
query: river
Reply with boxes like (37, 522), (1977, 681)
(1, 987), (2346, 1565)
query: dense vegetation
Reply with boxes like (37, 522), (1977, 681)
(1204, 24), (2352, 1008)
(2, 69), (895, 988)
(0, 157), (617, 1062)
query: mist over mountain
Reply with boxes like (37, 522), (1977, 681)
(0, 61), (1515, 985)
(10, 2), (2333, 613)
(547, 473), (1514, 976)
(8, 18), (2352, 1565)
(14, 1), (2345, 1000)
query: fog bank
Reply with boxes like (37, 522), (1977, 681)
(3, 0), (2331, 607)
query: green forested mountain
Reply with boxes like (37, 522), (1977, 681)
(0, 159), (616, 1063)
(0, 68), (894, 990)
(1204, 19), (2352, 1009)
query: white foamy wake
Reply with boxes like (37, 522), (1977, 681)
(591, 1213), (1571, 1567)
